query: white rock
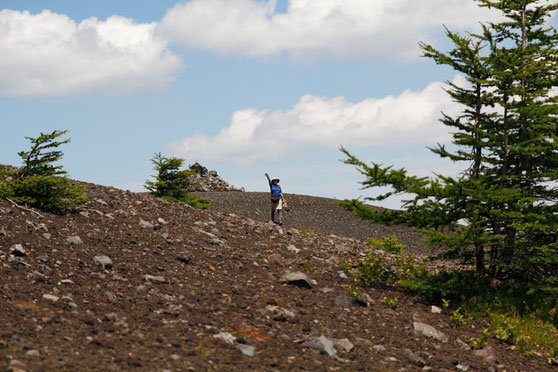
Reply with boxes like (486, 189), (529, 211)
(213, 332), (236, 345)
(413, 322), (449, 343)
(431, 305), (442, 314)
(42, 294), (59, 302)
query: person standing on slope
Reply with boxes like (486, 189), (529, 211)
(265, 173), (286, 225)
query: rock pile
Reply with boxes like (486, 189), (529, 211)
(187, 162), (244, 192)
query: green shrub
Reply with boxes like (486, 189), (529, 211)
(365, 235), (403, 254)
(144, 152), (211, 209)
(471, 328), (489, 349)
(382, 296), (399, 310)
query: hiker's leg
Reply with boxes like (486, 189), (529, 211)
(271, 206), (275, 222)
(276, 209), (282, 225)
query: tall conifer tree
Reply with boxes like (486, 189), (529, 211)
(342, 0), (558, 284)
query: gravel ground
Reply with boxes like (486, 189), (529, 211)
(195, 191), (432, 255)
(0, 179), (552, 371)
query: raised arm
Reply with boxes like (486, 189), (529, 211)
(265, 172), (271, 185)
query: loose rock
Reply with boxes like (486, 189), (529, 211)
(9, 244), (26, 257)
(42, 294), (59, 302)
(93, 255), (113, 269)
(279, 272), (313, 288)
(236, 344), (256, 357)
(213, 332), (236, 345)
(66, 236), (83, 245)
(302, 335), (337, 356)
(413, 322), (449, 343)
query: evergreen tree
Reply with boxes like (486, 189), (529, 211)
(144, 153), (211, 209)
(0, 130), (87, 213)
(342, 0), (558, 285)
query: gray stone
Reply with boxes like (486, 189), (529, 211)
(320, 288), (334, 293)
(403, 348), (425, 366)
(105, 291), (117, 302)
(279, 272), (313, 288)
(0, 226), (7, 236)
(356, 292), (375, 307)
(42, 233), (51, 240)
(302, 335), (336, 356)
(66, 235), (83, 245)
(236, 344), (255, 357)
(213, 332), (236, 345)
(139, 219), (154, 228)
(334, 295), (352, 307)
(144, 274), (165, 283)
(473, 346), (496, 363)
(333, 338), (354, 353)
(373, 345), (386, 352)
(455, 338), (471, 350)
(209, 238), (225, 246)
(265, 305), (295, 321)
(287, 244), (300, 253)
(9, 244), (26, 257)
(25, 349), (40, 358)
(338, 271), (349, 280)
(93, 255), (113, 269)
(413, 321), (449, 343)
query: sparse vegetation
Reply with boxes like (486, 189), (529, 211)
(471, 328), (489, 349)
(365, 235), (403, 254)
(0, 130), (87, 213)
(382, 296), (399, 310)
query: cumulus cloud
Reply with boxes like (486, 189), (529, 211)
(168, 77), (464, 163)
(158, 0), (503, 60)
(0, 10), (182, 97)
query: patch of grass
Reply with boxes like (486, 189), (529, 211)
(192, 344), (211, 357)
(300, 227), (316, 235)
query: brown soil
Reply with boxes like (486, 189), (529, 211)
(0, 183), (552, 371)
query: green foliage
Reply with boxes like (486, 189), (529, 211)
(355, 250), (393, 285)
(347, 279), (361, 301)
(365, 235), (403, 254)
(144, 153), (211, 209)
(382, 296), (399, 310)
(451, 307), (469, 326)
(341, 0), (558, 286)
(0, 130), (87, 213)
(344, 237), (427, 306)
(471, 328), (490, 349)
(340, 260), (352, 275)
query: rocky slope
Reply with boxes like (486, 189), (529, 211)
(0, 182), (552, 371)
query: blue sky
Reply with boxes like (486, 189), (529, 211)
(1, 1), (556, 208)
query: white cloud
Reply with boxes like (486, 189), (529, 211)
(158, 0), (503, 60)
(168, 77), (463, 163)
(0, 10), (182, 97)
